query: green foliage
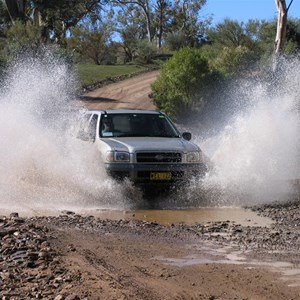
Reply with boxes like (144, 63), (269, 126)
(169, 0), (209, 47)
(151, 47), (211, 119)
(210, 45), (258, 77)
(27, 0), (104, 44)
(2, 20), (43, 60)
(164, 32), (187, 51)
(135, 40), (157, 64)
(6, 20), (42, 45)
(68, 20), (115, 65)
(206, 19), (256, 49)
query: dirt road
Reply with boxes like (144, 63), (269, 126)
(2, 203), (300, 300)
(78, 70), (159, 110)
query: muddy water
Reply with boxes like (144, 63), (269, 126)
(82, 207), (272, 227)
(1, 207), (272, 227)
(155, 241), (300, 288)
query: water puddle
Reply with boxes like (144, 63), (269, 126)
(85, 207), (272, 227)
(154, 241), (300, 288)
(1, 206), (272, 227)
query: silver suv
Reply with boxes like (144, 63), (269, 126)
(79, 109), (208, 186)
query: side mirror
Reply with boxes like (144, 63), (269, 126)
(182, 132), (192, 141)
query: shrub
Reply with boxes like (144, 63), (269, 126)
(151, 47), (211, 120)
(135, 40), (156, 64)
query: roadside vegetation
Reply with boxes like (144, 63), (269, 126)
(0, 0), (299, 123)
(76, 64), (148, 88)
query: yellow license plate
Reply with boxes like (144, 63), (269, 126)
(150, 172), (172, 180)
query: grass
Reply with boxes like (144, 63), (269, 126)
(75, 64), (148, 88)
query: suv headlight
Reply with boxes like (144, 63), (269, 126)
(106, 151), (130, 162)
(187, 151), (201, 162)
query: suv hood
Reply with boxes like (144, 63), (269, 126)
(99, 137), (199, 153)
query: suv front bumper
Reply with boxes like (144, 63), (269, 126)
(104, 162), (208, 184)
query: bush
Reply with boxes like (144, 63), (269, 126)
(151, 47), (211, 120)
(5, 20), (43, 55)
(164, 32), (187, 51)
(211, 45), (258, 77)
(135, 40), (156, 64)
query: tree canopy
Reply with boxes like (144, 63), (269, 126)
(1, 0), (300, 121)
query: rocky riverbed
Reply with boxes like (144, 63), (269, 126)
(1, 197), (300, 300)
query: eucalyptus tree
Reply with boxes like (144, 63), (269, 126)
(114, 3), (147, 61)
(68, 18), (114, 64)
(114, 0), (155, 44)
(274, 0), (292, 55)
(168, 0), (208, 47)
(1, 0), (107, 44)
(206, 19), (254, 49)
(154, 0), (172, 48)
(114, 0), (208, 48)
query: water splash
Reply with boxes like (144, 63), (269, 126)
(1, 51), (299, 213)
(195, 59), (300, 205)
(0, 49), (139, 215)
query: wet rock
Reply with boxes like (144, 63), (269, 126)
(61, 210), (76, 215)
(9, 212), (19, 218)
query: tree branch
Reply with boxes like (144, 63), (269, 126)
(287, 0), (294, 12)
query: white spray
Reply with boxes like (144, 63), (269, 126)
(0, 51), (299, 212)
(196, 59), (300, 205)
(0, 50), (137, 215)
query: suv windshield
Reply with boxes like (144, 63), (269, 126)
(100, 113), (180, 138)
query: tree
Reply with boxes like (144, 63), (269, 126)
(154, 0), (171, 48)
(114, 0), (208, 49)
(68, 19), (114, 64)
(115, 3), (146, 62)
(274, 0), (289, 55)
(114, 0), (154, 43)
(206, 19), (254, 49)
(2, 0), (106, 44)
(1, 0), (26, 22)
(273, 0), (295, 70)
(151, 47), (211, 119)
(210, 45), (257, 77)
(168, 0), (208, 47)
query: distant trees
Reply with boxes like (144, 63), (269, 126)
(1, 0), (300, 123)
(0, 0), (210, 65)
(113, 0), (207, 49)
(1, 0), (105, 43)
(68, 19), (114, 65)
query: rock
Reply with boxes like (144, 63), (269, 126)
(9, 212), (19, 218)
(65, 294), (80, 300)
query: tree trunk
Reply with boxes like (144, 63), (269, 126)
(274, 0), (288, 55)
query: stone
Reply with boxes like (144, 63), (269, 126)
(65, 294), (80, 300)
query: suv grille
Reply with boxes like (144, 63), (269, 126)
(136, 152), (182, 163)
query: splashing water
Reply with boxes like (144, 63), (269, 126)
(0, 52), (299, 214)
(0, 50), (140, 215)
(195, 59), (300, 206)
